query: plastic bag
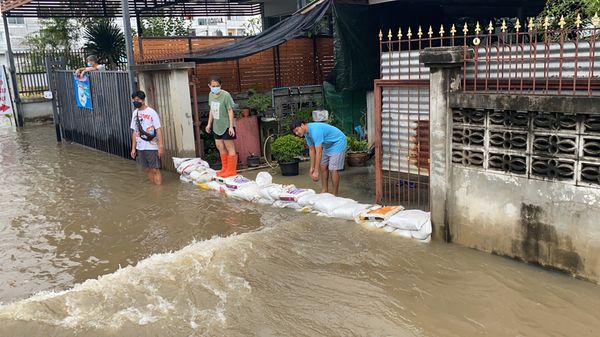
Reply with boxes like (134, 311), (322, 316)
(384, 210), (431, 231)
(224, 175), (254, 190)
(256, 172), (273, 187)
(173, 157), (209, 175)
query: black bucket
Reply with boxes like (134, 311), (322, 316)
(247, 155), (260, 167)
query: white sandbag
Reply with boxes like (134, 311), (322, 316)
(312, 196), (357, 215)
(224, 175), (254, 190)
(259, 184), (287, 201)
(411, 218), (432, 241)
(279, 187), (315, 202)
(230, 184), (260, 202)
(189, 168), (216, 184)
(174, 158), (209, 175)
(205, 180), (225, 193)
(391, 229), (413, 238)
(359, 206), (403, 222)
(272, 200), (301, 209)
(328, 203), (373, 221)
(383, 225), (396, 233)
(384, 210), (431, 231)
(297, 193), (334, 207)
(179, 175), (193, 183)
(256, 171), (273, 187)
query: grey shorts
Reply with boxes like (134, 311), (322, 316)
(137, 150), (161, 169)
(320, 151), (346, 171)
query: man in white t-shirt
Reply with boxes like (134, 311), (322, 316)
(130, 90), (164, 185)
(75, 55), (106, 78)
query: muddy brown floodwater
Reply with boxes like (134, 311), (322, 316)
(0, 126), (599, 337)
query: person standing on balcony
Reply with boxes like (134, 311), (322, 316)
(205, 75), (237, 177)
(75, 55), (106, 78)
(130, 90), (164, 185)
(291, 120), (347, 196)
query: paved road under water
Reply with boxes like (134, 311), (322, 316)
(0, 126), (599, 337)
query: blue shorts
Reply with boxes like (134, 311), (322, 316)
(320, 152), (346, 171)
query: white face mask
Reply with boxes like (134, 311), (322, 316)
(87, 62), (92, 67)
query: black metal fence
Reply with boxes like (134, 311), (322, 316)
(15, 50), (87, 99)
(51, 70), (133, 158)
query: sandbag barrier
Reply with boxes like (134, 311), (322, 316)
(174, 158), (432, 242)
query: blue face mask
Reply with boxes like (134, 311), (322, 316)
(87, 62), (92, 67)
(210, 86), (221, 95)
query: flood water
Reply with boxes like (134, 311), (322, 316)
(0, 125), (599, 337)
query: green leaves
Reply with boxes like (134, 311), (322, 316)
(142, 17), (192, 37)
(83, 20), (126, 68)
(346, 135), (368, 152)
(271, 134), (306, 163)
(246, 89), (272, 114)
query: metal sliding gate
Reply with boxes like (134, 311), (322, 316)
(49, 69), (133, 159)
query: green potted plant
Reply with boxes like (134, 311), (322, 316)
(271, 134), (305, 176)
(246, 89), (272, 115)
(346, 135), (369, 167)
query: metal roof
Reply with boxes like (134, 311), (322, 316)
(0, 0), (263, 18)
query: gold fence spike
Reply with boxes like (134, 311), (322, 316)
(575, 14), (582, 28)
(501, 19), (507, 32)
(439, 24), (445, 37)
(528, 17), (534, 31)
(450, 24), (456, 36)
(515, 18), (521, 32)
(487, 21), (494, 34)
(592, 13), (600, 27)
(475, 21), (481, 34)
(559, 15), (566, 29)
(417, 26), (423, 38)
(543, 16), (550, 30)
(387, 29), (392, 40)
(428, 25), (433, 38)
(398, 28), (402, 39)
(379, 29), (383, 41)
(463, 22), (469, 35)
(407, 27), (413, 39)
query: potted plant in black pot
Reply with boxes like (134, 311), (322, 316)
(346, 135), (369, 167)
(271, 134), (305, 176)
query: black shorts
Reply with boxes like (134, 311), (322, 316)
(137, 150), (161, 169)
(213, 128), (237, 140)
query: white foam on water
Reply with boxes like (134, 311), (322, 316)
(0, 231), (259, 330)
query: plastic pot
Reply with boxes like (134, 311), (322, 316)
(279, 159), (300, 176)
(247, 155), (260, 167)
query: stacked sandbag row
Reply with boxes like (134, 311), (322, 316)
(173, 158), (432, 242)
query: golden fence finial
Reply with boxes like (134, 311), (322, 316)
(475, 21), (481, 34)
(428, 25), (433, 38)
(418, 26), (423, 38)
(592, 13), (600, 27)
(515, 18), (521, 32)
(487, 21), (494, 34)
(501, 19), (507, 32)
(575, 14), (582, 28)
(543, 16), (550, 30)
(528, 17), (534, 31)
(397, 28), (402, 39)
(439, 24), (445, 37)
(379, 29), (383, 41)
(559, 15), (566, 29)
(450, 24), (456, 36)
(387, 29), (392, 40)
(407, 27), (413, 39)
(463, 22), (469, 35)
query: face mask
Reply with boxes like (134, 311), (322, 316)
(133, 101), (143, 109)
(210, 86), (221, 95)
(87, 62), (92, 67)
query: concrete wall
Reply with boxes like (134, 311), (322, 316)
(21, 100), (53, 123)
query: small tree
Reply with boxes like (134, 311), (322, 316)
(142, 17), (192, 37)
(24, 18), (79, 52)
(537, 0), (600, 30)
(243, 17), (262, 36)
(83, 20), (126, 68)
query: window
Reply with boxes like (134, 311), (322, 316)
(7, 17), (25, 25)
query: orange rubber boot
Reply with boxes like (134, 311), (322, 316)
(221, 155), (238, 178)
(216, 154), (228, 177)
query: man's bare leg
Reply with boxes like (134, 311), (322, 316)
(331, 170), (340, 196)
(320, 165), (329, 193)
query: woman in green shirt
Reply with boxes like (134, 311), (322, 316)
(205, 75), (238, 177)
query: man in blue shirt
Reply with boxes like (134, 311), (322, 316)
(291, 120), (347, 195)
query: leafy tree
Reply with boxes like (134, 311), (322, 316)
(141, 17), (192, 37)
(24, 18), (79, 52)
(83, 20), (126, 68)
(243, 17), (262, 36)
(537, 0), (600, 30)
